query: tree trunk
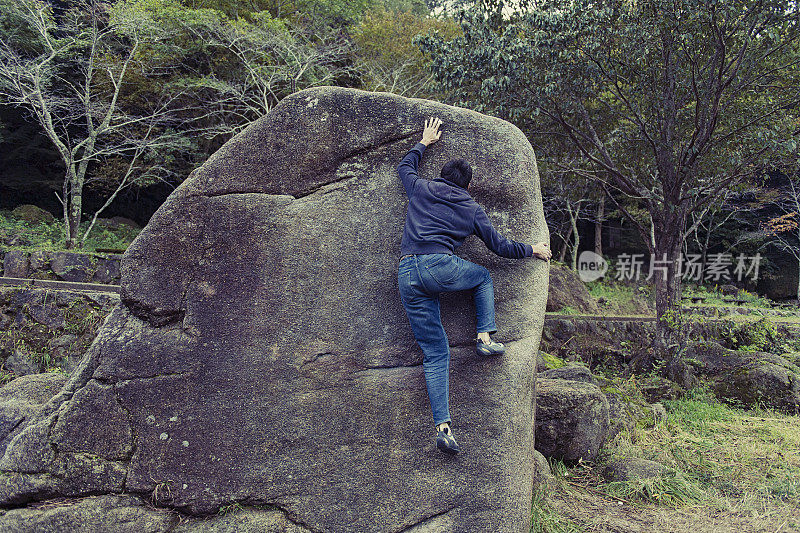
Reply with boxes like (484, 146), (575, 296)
(594, 195), (604, 256)
(652, 242), (682, 352)
(558, 223), (571, 263)
(567, 202), (579, 271)
(66, 190), (82, 250)
(651, 210), (689, 383)
(700, 210), (714, 279)
(62, 175), (71, 248)
(570, 222), (580, 271)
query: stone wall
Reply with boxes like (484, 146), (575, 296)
(0, 287), (119, 377)
(0, 250), (122, 284)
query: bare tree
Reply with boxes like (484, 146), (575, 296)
(0, 0), (187, 248)
(686, 190), (737, 277)
(543, 170), (600, 270)
(356, 54), (436, 97)
(594, 193), (605, 256)
(172, 11), (353, 137)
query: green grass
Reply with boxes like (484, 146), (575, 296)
(537, 382), (800, 531)
(0, 210), (139, 253)
(597, 386), (800, 509)
(663, 392), (800, 503)
(587, 281), (642, 301)
(584, 281), (653, 315)
(530, 484), (583, 533)
(601, 472), (706, 507)
(578, 279), (781, 317)
(217, 502), (245, 516)
(683, 283), (774, 309)
(551, 305), (580, 315)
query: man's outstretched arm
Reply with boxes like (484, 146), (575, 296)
(474, 207), (552, 261)
(398, 118), (442, 196)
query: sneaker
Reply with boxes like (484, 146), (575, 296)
(476, 338), (505, 356)
(435, 424), (460, 455)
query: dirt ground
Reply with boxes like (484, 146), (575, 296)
(545, 483), (800, 532)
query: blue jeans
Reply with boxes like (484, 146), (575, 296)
(398, 254), (498, 426)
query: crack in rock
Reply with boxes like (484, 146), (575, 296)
(395, 507), (457, 532)
(269, 502), (319, 533)
(122, 298), (186, 328)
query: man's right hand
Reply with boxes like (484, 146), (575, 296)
(420, 117), (442, 146)
(532, 241), (552, 261)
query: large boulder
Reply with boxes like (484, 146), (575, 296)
(535, 378), (609, 462)
(49, 252), (96, 283)
(0, 88), (549, 532)
(3, 350), (39, 378)
(546, 263), (598, 313)
(0, 493), (318, 532)
(11, 205), (55, 226)
(687, 341), (800, 412)
(538, 363), (598, 385)
(0, 494), (175, 532)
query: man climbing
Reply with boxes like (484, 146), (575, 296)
(397, 117), (552, 455)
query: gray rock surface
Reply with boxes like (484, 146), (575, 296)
(639, 376), (684, 403)
(538, 363), (597, 385)
(28, 251), (49, 273)
(0, 494), (175, 532)
(532, 449), (553, 484)
(173, 507), (313, 532)
(92, 258), (121, 284)
(0, 251), (121, 284)
(546, 263), (598, 313)
(535, 378), (609, 462)
(108, 216), (141, 229)
(3, 251), (29, 278)
(3, 351), (39, 378)
(539, 316), (651, 368)
(0, 493), (313, 532)
(0, 373), (68, 456)
(49, 252), (96, 283)
(0, 88), (549, 532)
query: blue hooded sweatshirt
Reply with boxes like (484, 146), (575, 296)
(398, 143), (533, 259)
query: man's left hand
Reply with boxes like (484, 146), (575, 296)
(532, 241), (552, 261)
(421, 117), (442, 146)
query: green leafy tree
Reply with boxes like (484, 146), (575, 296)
(352, 7), (458, 96)
(124, 0), (358, 138)
(174, 0), (375, 23)
(420, 0), (800, 367)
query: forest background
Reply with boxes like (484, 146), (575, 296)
(0, 0), (799, 359)
(2, 4), (800, 530)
